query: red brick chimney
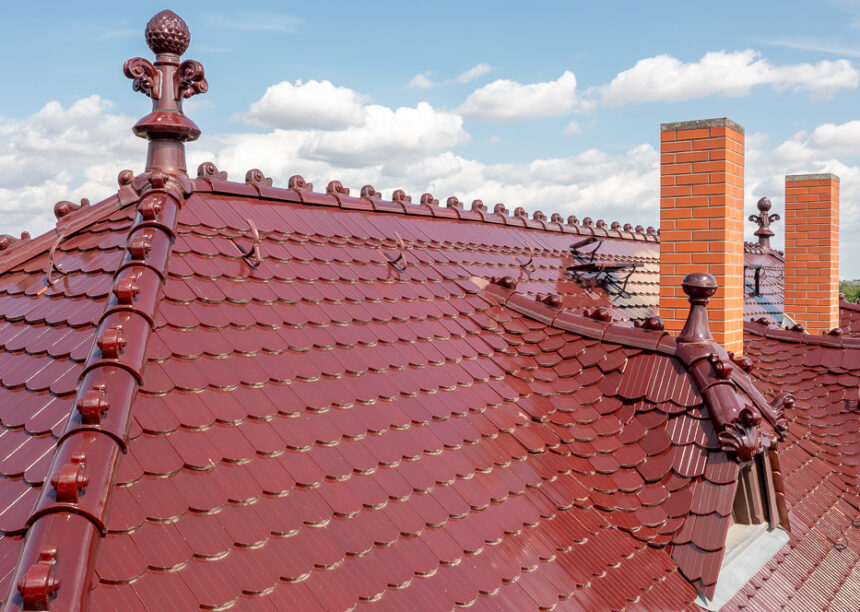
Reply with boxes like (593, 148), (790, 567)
(784, 173), (840, 333)
(659, 118), (745, 356)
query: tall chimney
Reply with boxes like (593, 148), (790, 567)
(784, 173), (840, 332)
(659, 118), (745, 356)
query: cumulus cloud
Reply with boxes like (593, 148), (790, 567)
(244, 79), (367, 130)
(299, 102), (468, 166)
(602, 50), (858, 105)
(457, 71), (583, 121)
(562, 121), (582, 136)
(407, 72), (435, 89)
(0, 96), (142, 239)
(455, 64), (493, 84)
(772, 120), (860, 164)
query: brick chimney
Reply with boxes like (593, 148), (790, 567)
(784, 173), (840, 333)
(659, 118), (745, 355)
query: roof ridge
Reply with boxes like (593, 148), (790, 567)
(482, 278), (787, 452)
(5, 170), (192, 610)
(744, 320), (860, 348)
(192, 163), (662, 243)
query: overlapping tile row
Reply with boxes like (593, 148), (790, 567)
(85, 193), (703, 610)
(0, 204), (135, 604)
(491, 283), (788, 600)
(840, 298), (860, 337)
(188, 185), (663, 320)
(744, 248), (784, 325)
(726, 324), (860, 609)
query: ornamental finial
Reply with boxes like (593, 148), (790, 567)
(124, 10), (207, 174)
(748, 196), (780, 248)
(678, 272), (717, 343)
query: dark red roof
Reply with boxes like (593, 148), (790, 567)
(0, 171), (808, 610)
(730, 323), (860, 610)
(0, 10), (856, 611)
(840, 298), (860, 337)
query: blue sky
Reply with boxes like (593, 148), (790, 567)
(2, 1), (860, 276)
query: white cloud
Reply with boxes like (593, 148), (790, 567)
(455, 64), (493, 84)
(407, 72), (435, 89)
(602, 50), (858, 105)
(562, 121), (581, 136)
(298, 102), (468, 166)
(244, 79), (367, 130)
(457, 71), (583, 121)
(772, 120), (860, 165)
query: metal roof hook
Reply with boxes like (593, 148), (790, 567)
(231, 218), (262, 268)
(513, 244), (535, 279)
(38, 230), (69, 295)
(384, 231), (409, 272)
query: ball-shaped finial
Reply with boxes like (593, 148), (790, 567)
(145, 10), (190, 56)
(757, 196), (772, 212)
(681, 272), (718, 302)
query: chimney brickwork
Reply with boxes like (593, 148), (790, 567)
(660, 118), (745, 356)
(784, 173), (840, 333)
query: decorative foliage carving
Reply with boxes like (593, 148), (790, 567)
(708, 353), (734, 379)
(420, 193), (439, 206)
(492, 276), (517, 289)
(532, 210), (547, 222)
(610, 221), (621, 230)
(0, 232), (30, 252)
(567, 215), (579, 225)
(245, 169), (272, 187)
(197, 162), (227, 180)
(445, 196), (462, 209)
(176, 59), (208, 99)
(123, 57), (161, 99)
(646, 226), (657, 235)
(391, 189), (412, 204)
(471, 200), (487, 212)
(288, 175), (312, 192)
(582, 217), (594, 227)
(729, 351), (754, 373)
(634, 316), (665, 331)
(634, 225), (644, 234)
(550, 213), (564, 224)
(54, 199), (90, 220)
(513, 207), (528, 218)
(596, 219), (607, 229)
(360, 185), (379, 198)
(326, 180), (350, 196)
(494, 203), (509, 215)
(539, 293), (563, 308)
(118, 169), (135, 187)
(718, 408), (767, 462)
(584, 307), (613, 322)
(623, 223), (633, 232)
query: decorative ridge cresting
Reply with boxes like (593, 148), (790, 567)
(192, 168), (662, 243)
(2, 12), (199, 610)
(124, 10), (207, 174)
(745, 319), (859, 348)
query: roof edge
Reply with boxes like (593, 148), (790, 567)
(3, 170), (191, 611)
